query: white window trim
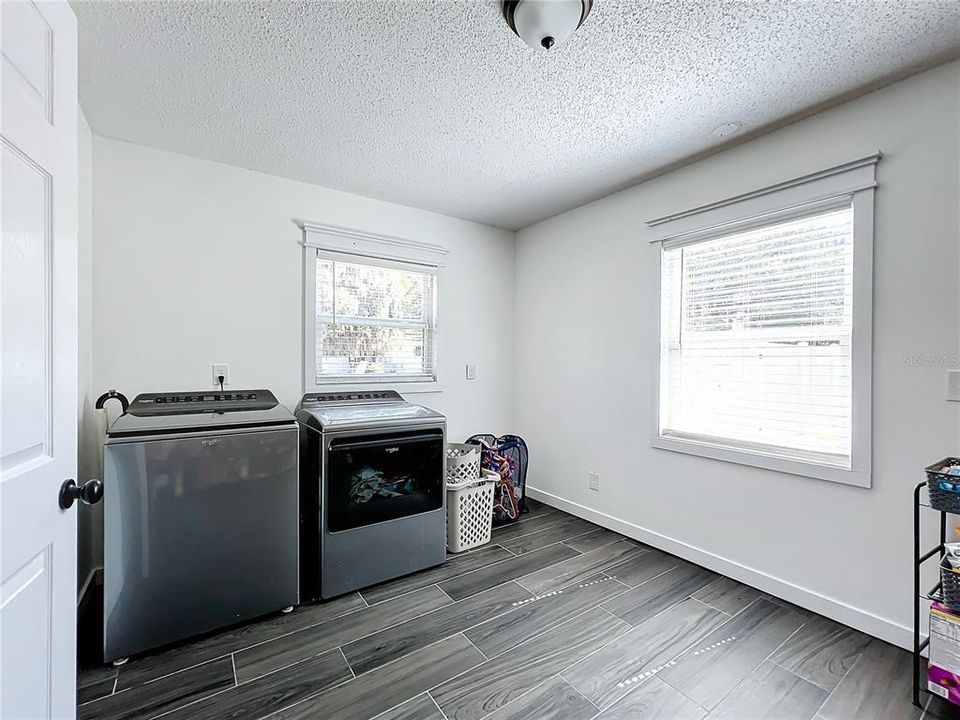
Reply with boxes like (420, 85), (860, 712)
(301, 222), (447, 394)
(647, 153), (879, 488)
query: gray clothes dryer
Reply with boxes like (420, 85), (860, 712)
(296, 391), (447, 600)
(103, 390), (299, 662)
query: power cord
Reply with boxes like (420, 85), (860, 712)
(217, 375), (225, 392)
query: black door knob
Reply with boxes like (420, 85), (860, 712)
(59, 479), (104, 510)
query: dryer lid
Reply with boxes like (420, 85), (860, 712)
(296, 400), (444, 431)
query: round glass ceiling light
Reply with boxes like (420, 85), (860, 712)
(502, 0), (594, 50)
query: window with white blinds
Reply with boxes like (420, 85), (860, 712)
(659, 205), (855, 469)
(313, 254), (438, 384)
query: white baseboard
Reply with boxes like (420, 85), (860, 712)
(526, 486), (913, 650)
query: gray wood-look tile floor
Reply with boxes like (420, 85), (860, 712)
(76, 499), (944, 720)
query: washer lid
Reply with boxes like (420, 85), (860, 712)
(296, 401), (445, 431)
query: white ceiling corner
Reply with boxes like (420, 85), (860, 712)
(74, 0), (960, 230)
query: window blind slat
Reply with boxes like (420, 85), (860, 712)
(660, 206), (854, 467)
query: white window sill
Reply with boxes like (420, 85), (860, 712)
(650, 436), (870, 488)
(307, 380), (443, 395)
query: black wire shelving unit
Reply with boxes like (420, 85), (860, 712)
(914, 479), (949, 711)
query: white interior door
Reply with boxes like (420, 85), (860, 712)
(1, 1), (79, 718)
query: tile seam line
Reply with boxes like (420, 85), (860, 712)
(562, 673), (603, 714)
(767, 655), (837, 694)
(260, 632), (487, 720)
(238, 650), (340, 687)
(428, 608), (630, 705)
(76, 671), (119, 692)
(367, 692), (443, 720)
(440, 541), (585, 599)
(145, 677), (246, 720)
(427, 690), (452, 720)
(334, 647), (354, 680)
(702, 624), (818, 715)
(460, 633), (490, 661)
(809, 635), (876, 720)
(516, 545), (653, 595)
(491, 515), (576, 544)
(475, 672), (599, 720)
(595, 594), (769, 712)
(687, 595), (733, 617)
(599, 545), (661, 577)
(475, 575), (636, 662)
(508, 523), (613, 554)
(112, 598), (363, 691)
(660, 603), (810, 712)
(600, 560), (679, 592)
(600, 570), (721, 628)
(249, 669), (358, 720)
(238, 585), (458, 679)
(435, 583), (456, 603)
(373, 573), (620, 667)
(363, 549), (514, 605)
(342, 583), (534, 672)
(93, 654), (236, 711)
(466, 663), (602, 720)
(153, 648), (357, 720)
(451, 606), (636, 719)
(573, 595), (745, 710)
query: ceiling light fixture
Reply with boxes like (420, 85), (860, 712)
(502, 0), (593, 51)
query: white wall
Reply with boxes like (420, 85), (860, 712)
(89, 137), (516, 444)
(77, 110), (99, 592)
(515, 60), (960, 648)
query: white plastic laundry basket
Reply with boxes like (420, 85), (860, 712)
(446, 443), (481, 484)
(446, 469), (498, 553)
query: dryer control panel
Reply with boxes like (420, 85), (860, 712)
(300, 390), (402, 405)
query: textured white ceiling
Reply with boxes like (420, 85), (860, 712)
(75, 1), (960, 229)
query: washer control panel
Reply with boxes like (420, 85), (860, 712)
(127, 389), (279, 416)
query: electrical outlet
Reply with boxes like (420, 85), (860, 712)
(212, 363), (230, 388)
(466, 363), (477, 381)
(589, 471), (600, 492)
(949, 370), (960, 401)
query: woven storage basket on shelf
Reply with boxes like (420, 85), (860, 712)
(926, 458), (960, 513)
(446, 443), (481, 484)
(445, 469), (497, 553)
(942, 557), (960, 613)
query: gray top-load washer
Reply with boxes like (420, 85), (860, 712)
(296, 391), (447, 600)
(103, 390), (299, 662)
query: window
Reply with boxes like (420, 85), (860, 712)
(660, 206), (853, 463)
(649, 154), (877, 486)
(311, 254), (438, 385)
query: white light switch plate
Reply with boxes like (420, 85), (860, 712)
(948, 369), (960, 401)
(465, 364), (477, 381)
